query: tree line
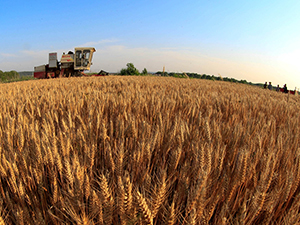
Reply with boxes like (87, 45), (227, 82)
(156, 71), (251, 84)
(118, 63), (254, 85)
(0, 70), (20, 82)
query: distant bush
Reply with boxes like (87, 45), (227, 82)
(155, 71), (169, 76)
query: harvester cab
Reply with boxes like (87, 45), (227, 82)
(60, 47), (95, 71)
(74, 47), (95, 70)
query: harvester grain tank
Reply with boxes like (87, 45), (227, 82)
(34, 47), (96, 79)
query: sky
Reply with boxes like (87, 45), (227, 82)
(1, 0), (300, 89)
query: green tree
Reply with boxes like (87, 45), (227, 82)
(120, 63), (140, 75)
(141, 68), (148, 75)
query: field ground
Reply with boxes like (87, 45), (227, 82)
(0, 76), (300, 224)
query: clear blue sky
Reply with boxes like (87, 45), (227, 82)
(1, 0), (300, 89)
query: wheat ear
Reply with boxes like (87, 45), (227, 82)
(135, 190), (153, 225)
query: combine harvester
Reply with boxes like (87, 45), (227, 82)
(34, 47), (108, 78)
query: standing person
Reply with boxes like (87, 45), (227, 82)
(276, 85), (280, 92)
(268, 82), (273, 90)
(264, 82), (267, 89)
(283, 84), (288, 93)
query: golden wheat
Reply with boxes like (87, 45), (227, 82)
(0, 76), (300, 224)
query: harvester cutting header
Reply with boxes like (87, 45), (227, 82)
(34, 47), (96, 79)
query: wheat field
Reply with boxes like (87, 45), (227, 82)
(0, 76), (300, 224)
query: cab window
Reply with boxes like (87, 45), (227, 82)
(75, 50), (82, 67)
(83, 50), (90, 67)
